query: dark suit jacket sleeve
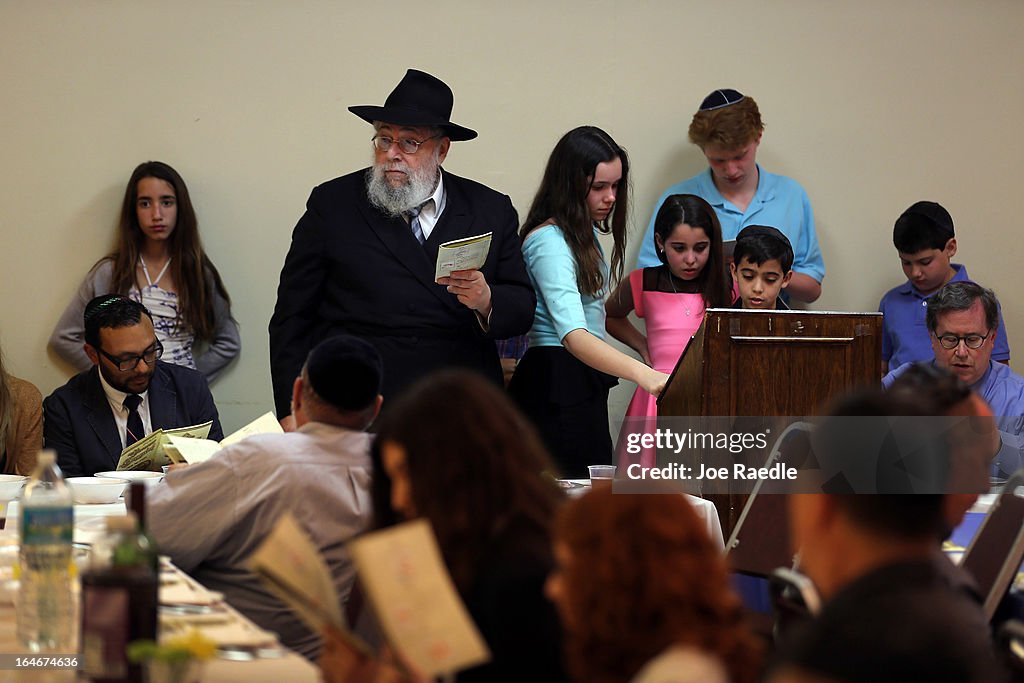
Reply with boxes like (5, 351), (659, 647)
(187, 373), (224, 441)
(42, 389), (85, 478)
(268, 187), (331, 418)
(481, 194), (535, 340)
(193, 378), (224, 444)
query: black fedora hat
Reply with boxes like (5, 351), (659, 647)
(348, 69), (477, 142)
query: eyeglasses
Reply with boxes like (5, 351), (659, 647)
(98, 340), (163, 371)
(934, 332), (990, 350)
(371, 135), (440, 155)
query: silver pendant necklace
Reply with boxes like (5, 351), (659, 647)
(666, 270), (693, 317)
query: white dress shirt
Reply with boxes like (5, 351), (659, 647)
(416, 173), (447, 241)
(97, 369), (153, 448)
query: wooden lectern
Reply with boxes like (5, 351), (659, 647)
(657, 308), (883, 570)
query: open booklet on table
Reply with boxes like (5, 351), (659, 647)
(115, 411), (284, 471)
(249, 514), (490, 678)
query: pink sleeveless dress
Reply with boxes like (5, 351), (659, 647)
(618, 268), (705, 469)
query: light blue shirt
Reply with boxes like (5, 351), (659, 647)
(521, 225), (607, 347)
(883, 360), (1024, 478)
(636, 166), (825, 283)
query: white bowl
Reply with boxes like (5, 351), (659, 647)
(66, 477), (128, 505)
(0, 475), (27, 501)
(95, 471), (163, 488)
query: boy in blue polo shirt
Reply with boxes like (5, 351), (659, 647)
(878, 201), (1010, 373)
(636, 88), (824, 303)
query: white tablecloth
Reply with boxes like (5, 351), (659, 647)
(0, 500), (318, 683)
(562, 480), (726, 550)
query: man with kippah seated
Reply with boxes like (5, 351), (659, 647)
(43, 295), (223, 477)
(147, 335), (383, 661)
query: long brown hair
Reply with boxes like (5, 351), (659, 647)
(521, 126), (629, 297)
(103, 161), (230, 341)
(370, 370), (563, 594)
(653, 194), (732, 309)
(554, 487), (763, 683)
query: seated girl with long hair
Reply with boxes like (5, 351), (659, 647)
(50, 161), (239, 383)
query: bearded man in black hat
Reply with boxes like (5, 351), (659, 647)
(269, 69), (535, 425)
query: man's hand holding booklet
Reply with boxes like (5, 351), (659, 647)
(433, 232), (492, 281)
(115, 411), (284, 471)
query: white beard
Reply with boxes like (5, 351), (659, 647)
(365, 150), (441, 217)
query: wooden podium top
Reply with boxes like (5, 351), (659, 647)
(660, 309), (883, 418)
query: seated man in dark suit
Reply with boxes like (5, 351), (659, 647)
(44, 295), (223, 476)
(768, 389), (1007, 683)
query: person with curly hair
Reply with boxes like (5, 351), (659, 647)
(547, 486), (762, 683)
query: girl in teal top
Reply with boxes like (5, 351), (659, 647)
(509, 126), (668, 477)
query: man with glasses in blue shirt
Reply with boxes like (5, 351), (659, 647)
(43, 295), (223, 476)
(269, 69), (534, 428)
(884, 281), (1024, 479)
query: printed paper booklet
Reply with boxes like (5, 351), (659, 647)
(434, 232), (492, 280)
(250, 516), (490, 677)
(116, 411), (284, 470)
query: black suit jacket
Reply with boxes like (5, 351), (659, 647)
(43, 362), (224, 477)
(269, 168), (535, 415)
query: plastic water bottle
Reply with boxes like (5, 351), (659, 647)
(17, 449), (74, 651)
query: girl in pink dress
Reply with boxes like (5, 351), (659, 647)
(606, 194), (732, 468)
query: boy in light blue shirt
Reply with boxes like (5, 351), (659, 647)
(637, 89), (824, 303)
(878, 201), (1010, 374)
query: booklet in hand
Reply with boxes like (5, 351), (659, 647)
(251, 515), (490, 678)
(434, 232), (492, 281)
(115, 421), (214, 471)
(116, 411), (285, 470)
(162, 411), (285, 466)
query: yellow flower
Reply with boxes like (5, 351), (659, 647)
(164, 630), (217, 661)
(129, 630), (217, 663)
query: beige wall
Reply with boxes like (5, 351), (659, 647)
(2, 0), (1021, 432)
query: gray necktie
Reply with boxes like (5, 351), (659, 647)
(406, 204), (426, 245)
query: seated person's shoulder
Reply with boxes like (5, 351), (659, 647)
(46, 367), (98, 400)
(782, 562), (1001, 682)
(158, 360), (213, 386)
(9, 375), (42, 405)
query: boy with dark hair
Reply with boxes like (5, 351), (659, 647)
(879, 201), (1010, 373)
(730, 225), (793, 310)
